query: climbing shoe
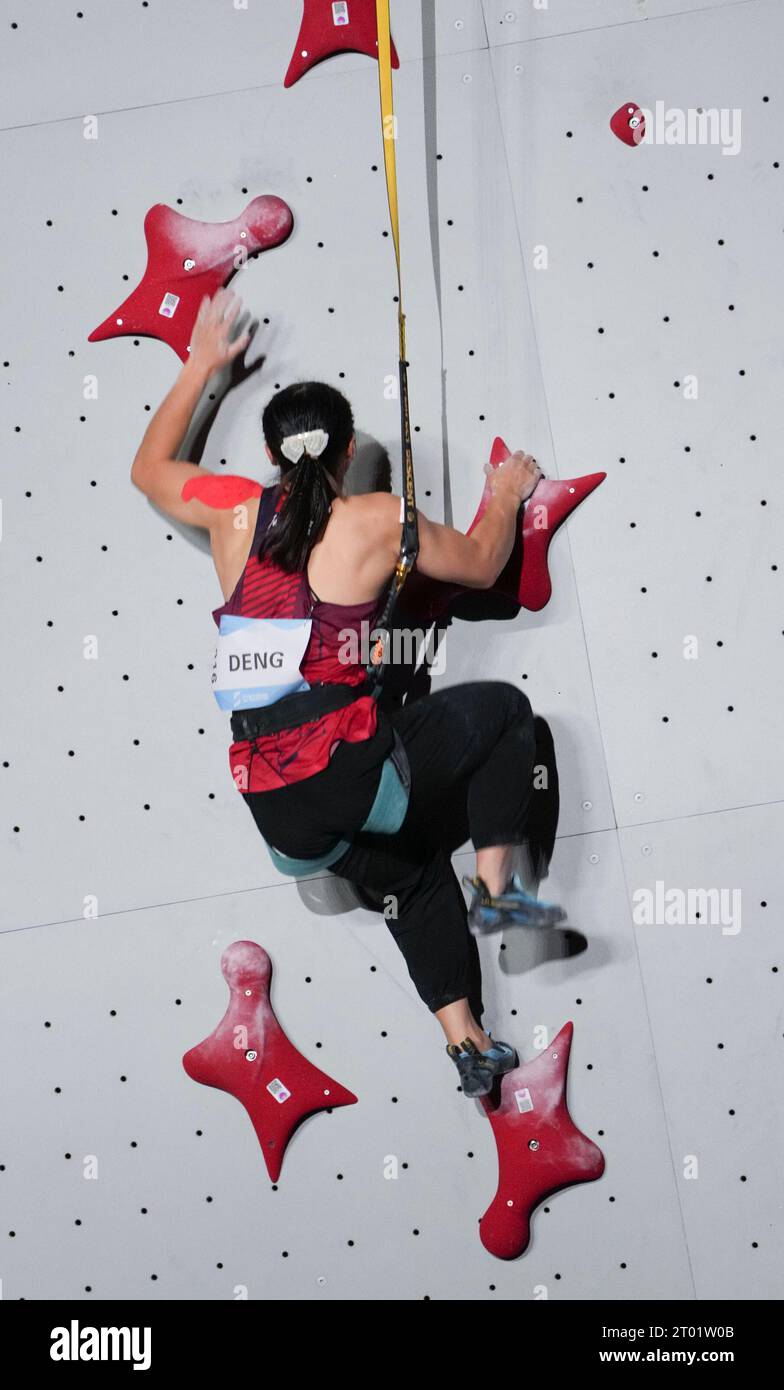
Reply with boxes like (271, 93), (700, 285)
(463, 872), (567, 934)
(446, 1036), (518, 1098)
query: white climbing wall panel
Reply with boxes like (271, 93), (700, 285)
(0, 0), (781, 1301)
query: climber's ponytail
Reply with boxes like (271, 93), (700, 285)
(260, 381), (355, 573)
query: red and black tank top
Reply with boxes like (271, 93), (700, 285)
(214, 485), (383, 793)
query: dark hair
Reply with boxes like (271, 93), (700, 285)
(259, 381), (355, 572)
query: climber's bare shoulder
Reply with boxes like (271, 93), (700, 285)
(330, 491), (403, 553)
(309, 492), (403, 600)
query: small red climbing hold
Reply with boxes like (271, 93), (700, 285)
(610, 102), (646, 147)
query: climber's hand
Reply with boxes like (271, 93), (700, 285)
(487, 450), (543, 505)
(187, 288), (251, 376)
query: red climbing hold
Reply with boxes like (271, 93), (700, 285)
(182, 941), (357, 1182)
(478, 1022), (605, 1260)
(401, 437), (606, 623)
(88, 196), (293, 362)
(181, 474), (262, 509)
(610, 102), (646, 147)
(284, 0), (400, 87)
(484, 437), (606, 610)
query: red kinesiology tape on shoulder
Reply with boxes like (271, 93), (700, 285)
(181, 475), (262, 509)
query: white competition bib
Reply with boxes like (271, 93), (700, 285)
(211, 614), (312, 712)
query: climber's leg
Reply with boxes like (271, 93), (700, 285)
(475, 844), (514, 898)
(240, 704), (489, 1030)
(388, 681), (538, 875)
(434, 998), (490, 1049)
(330, 833), (487, 1033)
(387, 680), (565, 932)
(527, 714), (560, 882)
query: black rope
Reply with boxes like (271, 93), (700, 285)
(367, 353), (419, 694)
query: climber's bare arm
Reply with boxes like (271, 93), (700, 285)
(374, 452), (541, 590)
(130, 290), (252, 530)
(131, 453), (242, 532)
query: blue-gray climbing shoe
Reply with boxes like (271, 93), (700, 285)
(446, 1036), (518, 1098)
(463, 873), (567, 934)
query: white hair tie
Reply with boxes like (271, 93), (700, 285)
(280, 428), (329, 464)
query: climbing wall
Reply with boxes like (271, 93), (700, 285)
(1, 0), (781, 1300)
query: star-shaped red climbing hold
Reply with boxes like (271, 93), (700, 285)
(88, 195), (293, 362)
(401, 437), (606, 624)
(284, 0), (400, 87)
(182, 940), (357, 1182)
(478, 1022), (605, 1259)
(484, 436), (606, 610)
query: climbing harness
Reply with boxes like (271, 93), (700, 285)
(367, 0), (419, 691)
(230, 684), (412, 879)
(262, 726), (412, 879)
(230, 681), (371, 738)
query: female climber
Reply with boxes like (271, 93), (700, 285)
(131, 289), (565, 1099)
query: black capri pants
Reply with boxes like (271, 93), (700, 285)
(242, 682), (558, 1024)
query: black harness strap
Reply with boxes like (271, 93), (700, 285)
(366, 353), (419, 694)
(230, 682), (373, 741)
